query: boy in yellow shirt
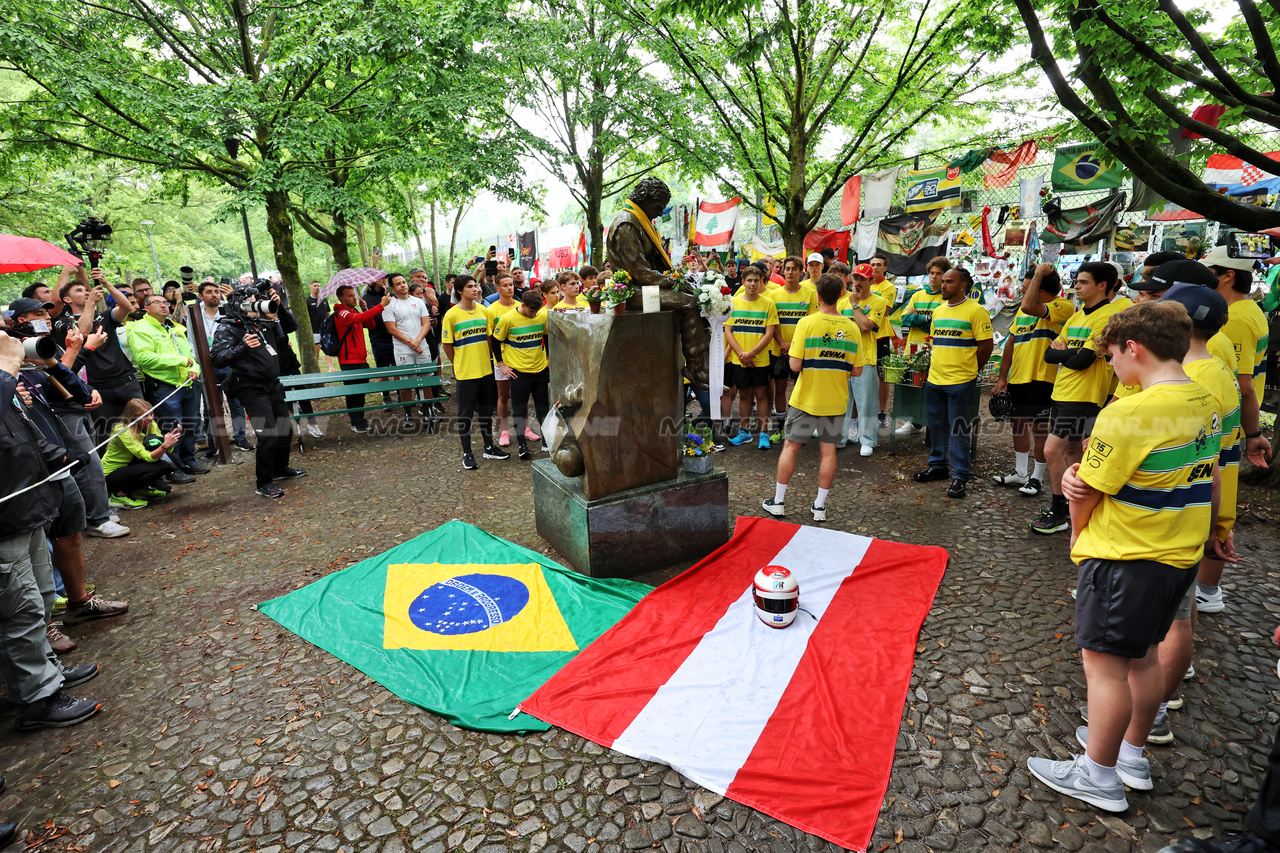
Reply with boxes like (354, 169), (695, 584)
(869, 253), (898, 428)
(724, 265), (779, 449)
(441, 275), (506, 469)
(762, 274), (863, 521)
(768, 256), (819, 441)
(492, 290), (549, 461)
(1029, 301), (1220, 813)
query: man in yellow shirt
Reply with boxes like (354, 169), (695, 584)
(1031, 262), (1121, 534)
(801, 252), (825, 290)
(768, 256), (818, 442)
(992, 264), (1073, 495)
(912, 267), (993, 498)
(492, 290), (549, 461)
(441, 275), (506, 469)
(892, 257), (952, 436)
(869, 253), (898, 429)
(724, 265), (779, 449)
(1201, 245), (1273, 614)
(837, 264), (887, 455)
(1030, 301), (1219, 813)
(762, 274), (863, 522)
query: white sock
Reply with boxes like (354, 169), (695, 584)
(1031, 460), (1048, 481)
(774, 483), (788, 504)
(1015, 451), (1029, 477)
(815, 487), (829, 508)
(1082, 754), (1117, 785)
(1157, 702), (1169, 718)
(1119, 739), (1144, 762)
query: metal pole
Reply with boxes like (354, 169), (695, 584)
(241, 209), (259, 279)
(141, 221), (161, 284)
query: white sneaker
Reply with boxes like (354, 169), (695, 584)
(1195, 585), (1224, 613)
(895, 421), (915, 436)
(859, 445), (873, 457)
(1183, 663), (1196, 681)
(109, 513), (120, 524)
(306, 424), (324, 438)
(85, 520), (130, 538)
(811, 503), (826, 522)
(761, 498), (786, 517)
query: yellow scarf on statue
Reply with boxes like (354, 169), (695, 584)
(621, 200), (673, 272)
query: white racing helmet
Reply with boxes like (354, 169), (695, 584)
(753, 565), (798, 628)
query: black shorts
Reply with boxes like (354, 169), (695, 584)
(1074, 559), (1197, 658)
(46, 477), (87, 540)
(876, 339), (891, 360)
(770, 353), (797, 381)
(732, 359), (772, 389)
(1008, 381), (1054, 421)
(1048, 400), (1101, 441)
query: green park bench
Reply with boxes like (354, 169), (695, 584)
(280, 364), (448, 448)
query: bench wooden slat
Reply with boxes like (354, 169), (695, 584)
(280, 364), (441, 387)
(285, 377), (442, 403)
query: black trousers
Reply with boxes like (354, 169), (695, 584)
(1248, 718), (1280, 846)
(339, 362), (369, 426)
(509, 368), (550, 444)
(105, 460), (172, 494)
(237, 381), (292, 486)
(456, 376), (497, 455)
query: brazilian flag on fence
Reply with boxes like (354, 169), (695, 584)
(258, 520), (651, 732)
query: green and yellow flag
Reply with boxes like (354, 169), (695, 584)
(258, 521), (651, 732)
(1052, 143), (1121, 191)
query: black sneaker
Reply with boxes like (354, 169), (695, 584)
(1030, 511), (1069, 534)
(402, 416), (415, 431)
(61, 663), (100, 689)
(913, 466), (949, 483)
(947, 479), (967, 498)
(255, 484), (284, 499)
(351, 423), (371, 434)
(233, 438), (255, 452)
(462, 452), (479, 470)
(483, 446), (510, 460)
(518, 445), (532, 461)
(183, 462), (211, 475)
(1019, 477), (1042, 496)
(164, 470), (195, 485)
(275, 468), (307, 480)
(16, 691), (103, 729)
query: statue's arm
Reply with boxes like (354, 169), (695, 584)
(608, 223), (673, 289)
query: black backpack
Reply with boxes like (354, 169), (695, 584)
(318, 312), (349, 357)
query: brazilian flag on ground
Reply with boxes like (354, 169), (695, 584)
(258, 520), (651, 732)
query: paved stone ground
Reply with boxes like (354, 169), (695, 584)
(2, 394), (1278, 853)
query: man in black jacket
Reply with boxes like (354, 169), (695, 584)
(0, 331), (104, 731)
(210, 287), (305, 499)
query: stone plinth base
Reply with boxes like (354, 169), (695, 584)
(532, 459), (730, 578)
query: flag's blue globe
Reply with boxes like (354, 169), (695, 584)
(1073, 156), (1102, 181)
(410, 574), (530, 635)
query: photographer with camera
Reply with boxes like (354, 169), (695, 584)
(210, 282), (306, 499)
(197, 281), (251, 452)
(128, 293), (204, 479)
(75, 269), (140, 441)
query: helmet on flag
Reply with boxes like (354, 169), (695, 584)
(753, 565), (798, 628)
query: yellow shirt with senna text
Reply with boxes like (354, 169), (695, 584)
(787, 312), (864, 417)
(1222, 298), (1269, 399)
(1051, 303), (1115, 406)
(1185, 355), (1241, 542)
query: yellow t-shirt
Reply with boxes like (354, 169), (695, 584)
(1222, 298), (1269, 399)
(901, 287), (945, 349)
(871, 281), (897, 339)
(837, 293), (887, 366)
(927, 297), (993, 385)
(1008, 297), (1074, 385)
(1208, 331), (1237, 374)
(787, 312), (864, 417)
(1073, 381), (1220, 568)
(1185, 355), (1242, 541)
(726, 293), (779, 367)
(493, 307), (548, 373)
(1051, 303), (1115, 406)
(771, 284), (818, 349)
(440, 303), (494, 381)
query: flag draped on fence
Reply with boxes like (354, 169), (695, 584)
(521, 517), (950, 853)
(876, 212), (950, 276)
(694, 198), (742, 247)
(862, 166), (901, 219)
(983, 140), (1039, 189)
(1052, 142), (1121, 191)
(1203, 152), (1280, 196)
(258, 521), (650, 733)
(904, 165), (962, 213)
(518, 231), (537, 271)
(1039, 193), (1127, 246)
(803, 228), (851, 263)
(839, 175), (862, 225)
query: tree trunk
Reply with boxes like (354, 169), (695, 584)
(355, 221), (370, 267)
(331, 210), (353, 269)
(448, 204), (466, 275)
(405, 187), (428, 270)
(264, 189), (318, 374)
(373, 219), (384, 265)
(429, 200), (441, 287)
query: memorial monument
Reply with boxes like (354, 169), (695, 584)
(532, 178), (729, 577)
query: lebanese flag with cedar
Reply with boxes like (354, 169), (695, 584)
(521, 517), (949, 853)
(693, 198), (741, 247)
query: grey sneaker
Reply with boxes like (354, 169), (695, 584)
(16, 691), (103, 730)
(1026, 753), (1128, 812)
(1074, 726), (1153, 790)
(1078, 705), (1174, 745)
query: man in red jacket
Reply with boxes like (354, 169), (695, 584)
(333, 284), (391, 433)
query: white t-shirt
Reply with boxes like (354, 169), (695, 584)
(382, 295), (430, 356)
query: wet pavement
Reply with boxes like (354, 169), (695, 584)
(2, 397), (1278, 853)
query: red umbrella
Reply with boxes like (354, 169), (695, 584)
(0, 234), (83, 273)
(319, 267), (388, 298)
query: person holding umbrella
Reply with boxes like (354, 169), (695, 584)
(331, 278), (392, 433)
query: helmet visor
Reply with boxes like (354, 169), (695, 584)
(753, 591), (797, 614)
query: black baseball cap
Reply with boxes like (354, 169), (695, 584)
(7, 297), (54, 316)
(1147, 259), (1218, 291)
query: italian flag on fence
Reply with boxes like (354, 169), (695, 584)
(521, 517), (950, 852)
(693, 198), (742, 248)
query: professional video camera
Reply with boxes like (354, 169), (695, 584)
(66, 216), (113, 269)
(222, 279), (280, 319)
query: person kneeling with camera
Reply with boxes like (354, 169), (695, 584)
(211, 285), (305, 499)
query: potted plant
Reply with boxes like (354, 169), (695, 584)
(880, 351), (910, 385)
(603, 270), (634, 314)
(581, 279), (605, 313)
(907, 348), (931, 386)
(683, 427), (718, 475)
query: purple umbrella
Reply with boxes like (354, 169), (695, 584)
(320, 267), (388, 299)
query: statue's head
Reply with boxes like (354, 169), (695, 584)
(630, 177), (671, 219)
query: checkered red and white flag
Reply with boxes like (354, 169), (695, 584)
(1203, 152), (1280, 195)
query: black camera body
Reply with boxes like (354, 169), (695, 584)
(222, 280), (279, 320)
(65, 216), (113, 269)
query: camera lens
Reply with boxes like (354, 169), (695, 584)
(180, 266), (195, 284)
(23, 337), (58, 360)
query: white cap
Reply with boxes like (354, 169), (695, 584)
(1201, 244), (1256, 272)
(806, 252), (824, 264)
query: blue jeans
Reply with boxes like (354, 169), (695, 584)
(148, 380), (200, 468)
(925, 380), (976, 481)
(843, 369), (879, 448)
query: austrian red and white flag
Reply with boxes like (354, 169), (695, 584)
(693, 198), (741, 247)
(1203, 151), (1280, 196)
(521, 517), (949, 853)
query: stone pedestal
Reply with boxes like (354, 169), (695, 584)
(532, 460), (730, 578)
